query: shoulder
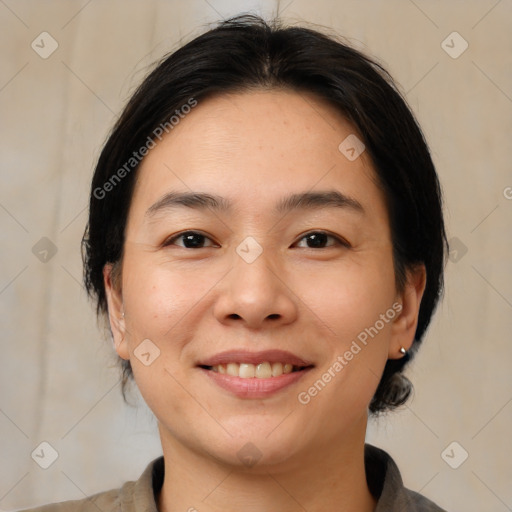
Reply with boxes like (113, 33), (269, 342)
(401, 488), (448, 511)
(13, 456), (163, 512)
(365, 443), (448, 511)
(13, 486), (127, 512)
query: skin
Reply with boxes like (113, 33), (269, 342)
(104, 90), (426, 512)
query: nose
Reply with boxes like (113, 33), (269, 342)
(212, 245), (298, 330)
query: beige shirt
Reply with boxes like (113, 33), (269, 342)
(17, 444), (447, 512)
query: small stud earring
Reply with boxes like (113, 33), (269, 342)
(399, 347), (407, 356)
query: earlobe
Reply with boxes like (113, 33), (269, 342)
(389, 264), (427, 360)
(103, 263), (130, 360)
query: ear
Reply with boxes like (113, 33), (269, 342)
(388, 264), (427, 360)
(103, 263), (130, 360)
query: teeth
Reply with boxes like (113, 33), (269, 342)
(256, 362), (272, 378)
(211, 362), (299, 378)
(271, 362), (283, 377)
(226, 363), (239, 377)
(239, 363), (255, 378)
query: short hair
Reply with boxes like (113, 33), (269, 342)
(82, 14), (447, 414)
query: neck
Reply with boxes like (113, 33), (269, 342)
(156, 418), (376, 512)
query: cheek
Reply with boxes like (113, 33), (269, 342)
(120, 254), (200, 421)
(130, 358), (195, 442)
(295, 268), (394, 426)
(121, 254), (217, 334)
(293, 254), (397, 343)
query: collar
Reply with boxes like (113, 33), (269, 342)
(119, 443), (444, 511)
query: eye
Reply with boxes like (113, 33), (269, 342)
(162, 230), (348, 250)
(294, 231), (350, 249)
(163, 230), (218, 249)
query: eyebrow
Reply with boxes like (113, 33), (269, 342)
(144, 190), (364, 219)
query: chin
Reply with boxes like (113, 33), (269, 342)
(200, 422), (309, 471)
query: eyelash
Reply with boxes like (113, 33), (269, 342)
(162, 230), (350, 249)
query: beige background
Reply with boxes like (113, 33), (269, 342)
(1, 1), (511, 510)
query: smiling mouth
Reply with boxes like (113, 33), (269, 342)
(199, 362), (313, 379)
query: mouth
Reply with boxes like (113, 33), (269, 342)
(197, 349), (314, 376)
(199, 362), (312, 378)
(197, 349), (314, 398)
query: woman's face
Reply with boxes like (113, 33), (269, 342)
(105, 90), (424, 469)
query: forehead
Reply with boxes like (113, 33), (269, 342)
(130, 90), (384, 219)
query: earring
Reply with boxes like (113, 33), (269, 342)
(399, 347), (407, 356)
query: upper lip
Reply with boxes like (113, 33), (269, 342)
(197, 349), (314, 367)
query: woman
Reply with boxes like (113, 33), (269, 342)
(24, 14), (448, 512)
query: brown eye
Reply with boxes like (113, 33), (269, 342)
(164, 231), (217, 249)
(294, 231), (349, 249)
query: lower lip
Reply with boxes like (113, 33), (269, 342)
(199, 367), (313, 399)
